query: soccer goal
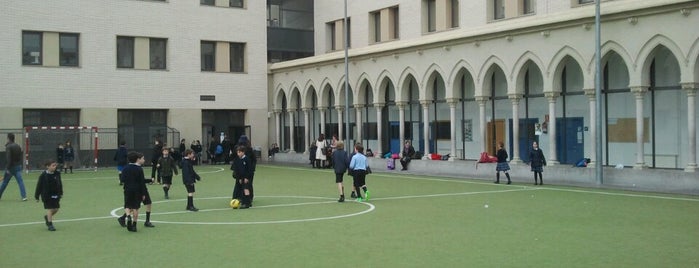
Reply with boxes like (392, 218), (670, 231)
(24, 126), (99, 172)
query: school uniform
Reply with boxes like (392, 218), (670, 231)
(349, 153), (369, 199)
(181, 157), (200, 192)
(121, 163), (148, 209)
(529, 148), (546, 172)
(496, 149), (510, 171)
(34, 170), (63, 209)
(157, 156), (179, 185)
(332, 149), (350, 183)
(231, 154), (252, 206)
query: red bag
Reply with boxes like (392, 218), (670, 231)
(430, 153), (442, 160)
(478, 152), (498, 163)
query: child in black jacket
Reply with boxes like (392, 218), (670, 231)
(35, 159), (63, 231)
(231, 146), (252, 209)
(181, 149), (201, 211)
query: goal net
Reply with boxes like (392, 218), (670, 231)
(24, 126), (99, 172)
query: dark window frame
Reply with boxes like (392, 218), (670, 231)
(116, 36), (135, 69)
(22, 31), (43, 66)
(149, 38), (167, 70)
(201, 41), (216, 72)
(59, 33), (80, 67)
(229, 42), (245, 73)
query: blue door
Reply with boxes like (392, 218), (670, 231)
(388, 121), (401, 154)
(555, 117), (584, 164)
(509, 118), (539, 162)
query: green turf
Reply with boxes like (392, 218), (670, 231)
(1, 164), (698, 267)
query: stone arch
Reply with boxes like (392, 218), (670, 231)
(448, 60), (477, 100)
(588, 40), (633, 86)
(376, 70), (396, 104)
(511, 51), (546, 95)
(318, 77), (334, 107)
(354, 72), (373, 105)
(397, 67), (419, 103)
(288, 85), (302, 109)
(337, 74), (353, 107)
(421, 63), (447, 101)
(548, 46), (588, 92)
(273, 83), (286, 110)
(690, 37), (699, 83)
(637, 34), (687, 86)
(302, 80), (317, 109)
(478, 55), (508, 97)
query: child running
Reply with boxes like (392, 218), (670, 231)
(34, 159), (63, 231)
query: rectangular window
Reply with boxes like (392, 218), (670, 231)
(579, 0), (594, 3)
(22, 31), (42, 65)
(328, 21), (337, 51)
(149, 38), (167, 70)
(371, 11), (381, 43)
(116, 36), (135, 68)
(346, 18), (351, 48)
(59, 33), (79, 66)
(494, 0), (505, 20)
(451, 0), (459, 28)
(427, 0), (436, 32)
(229, 42), (245, 72)
(229, 0), (243, 8)
(391, 6), (400, 39)
(523, 0), (535, 14)
(200, 0), (214, 5)
(201, 41), (216, 71)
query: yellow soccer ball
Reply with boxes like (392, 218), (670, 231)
(229, 199), (241, 209)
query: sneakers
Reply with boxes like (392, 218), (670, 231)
(117, 216), (126, 227)
(186, 206), (199, 212)
(364, 190), (370, 201)
(144, 221), (155, 228)
(239, 204), (250, 209)
(338, 196), (345, 203)
(356, 198), (363, 202)
(127, 222), (137, 232)
(47, 224), (56, 231)
(350, 192), (357, 199)
(164, 194), (169, 199)
(22, 198), (28, 201)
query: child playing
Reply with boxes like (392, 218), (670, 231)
(181, 149), (201, 211)
(349, 143), (370, 202)
(494, 142), (512, 184)
(120, 151), (148, 232)
(231, 146), (252, 209)
(331, 141), (349, 202)
(34, 159), (63, 231)
(157, 147), (178, 199)
(529, 141), (546, 185)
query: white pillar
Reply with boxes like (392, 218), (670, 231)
(683, 83), (698, 172)
(421, 101), (431, 159)
(336, 106), (344, 141)
(303, 108), (310, 154)
(509, 94), (522, 164)
(398, 102), (406, 155)
(546, 92), (560, 165)
(585, 89), (597, 168)
(274, 109), (281, 149)
(375, 104), (385, 157)
(289, 111), (296, 153)
(319, 106), (327, 137)
(476, 97), (488, 153)
(355, 104), (364, 144)
(447, 98), (458, 161)
(631, 86), (647, 169)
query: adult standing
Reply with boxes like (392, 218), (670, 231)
(314, 134), (328, 168)
(0, 133), (27, 201)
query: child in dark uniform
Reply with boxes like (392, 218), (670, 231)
(63, 140), (75, 173)
(56, 143), (65, 173)
(34, 159), (63, 231)
(157, 147), (178, 199)
(529, 141), (546, 185)
(231, 146), (252, 209)
(181, 149), (201, 211)
(494, 142), (512, 184)
(119, 151), (148, 232)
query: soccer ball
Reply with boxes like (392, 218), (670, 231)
(229, 199), (241, 209)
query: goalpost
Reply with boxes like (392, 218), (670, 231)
(24, 126), (99, 172)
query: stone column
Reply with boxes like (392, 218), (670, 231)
(273, 109), (281, 149)
(288, 111), (296, 153)
(509, 94), (522, 164)
(682, 83), (698, 172)
(319, 106), (327, 137)
(355, 104), (364, 144)
(421, 100), (431, 159)
(375, 103), (385, 157)
(476, 96), (488, 153)
(545, 92), (560, 165)
(447, 98), (458, 161)
(631, 86), (648, 169)
(336, 106), (345, 141)
(397, 102), (407, 155)
(584, 89), (597, 168)
(303, 108), (311, 154)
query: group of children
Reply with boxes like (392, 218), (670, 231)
(494, 141), (547, 185)
(55, 141), (75, 174)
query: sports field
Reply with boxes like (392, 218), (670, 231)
(1, 164), (698, 267)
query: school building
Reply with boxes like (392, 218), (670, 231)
(1, 0), (698, 191)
